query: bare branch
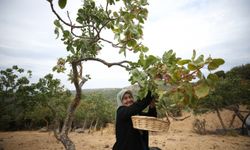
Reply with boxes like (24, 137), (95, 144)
(96, 21), (110, 38)
(99, 38), (134, 51)
(48, 0), (82, 28)
(105, 1), (109, 14)
(48, 0), (98, 33)
(79, 78), (88, 88)
(75, 58), (131, 70)
(66, 11), (72, 25)
(105, 1), (116, 20)
(66, 10), (96, 40)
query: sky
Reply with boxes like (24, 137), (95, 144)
(0, 0), (250, 90)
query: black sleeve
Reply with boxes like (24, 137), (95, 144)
(147, 107), (157, 117)
(140, 107), (157, 117)
(117, 91), (153, 120)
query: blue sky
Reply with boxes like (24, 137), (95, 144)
(0, 0), (250, 90)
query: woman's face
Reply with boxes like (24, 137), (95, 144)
(122, 93), (134, 107)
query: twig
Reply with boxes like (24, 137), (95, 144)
(48, 0), (98, 32)
(99, 38), (134, 51)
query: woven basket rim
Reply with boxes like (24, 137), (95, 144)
(131, 115), (170, 132)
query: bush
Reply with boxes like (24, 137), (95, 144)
(193, 118), (206, 135)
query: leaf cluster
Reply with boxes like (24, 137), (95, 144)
(129, 50), (225, 111)
(0, 66), (71, 130)
(193, 64), (250, 114)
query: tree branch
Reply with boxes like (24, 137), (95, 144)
(180, 65), (204, 81)
(75, 58), (131, 70)
(99, 38), (134, 51)
(48, 0), (98, 33)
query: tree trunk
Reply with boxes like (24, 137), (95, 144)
(94, 118), (99, 131)
(53, 62), (82, 150)
(234, 109), (245, 122)
(82, 119), (87, 131)
(229, 114), (236, 128)
(42, 118), (49, 130)
(88, 119), (94, 134)
(100, 123), (103, 135)
(215, 108), (226, 130)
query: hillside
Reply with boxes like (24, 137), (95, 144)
(70, 88), (121, 102)
(71, 85), (139, 102)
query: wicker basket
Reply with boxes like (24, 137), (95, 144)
(131, 116), (170, 132)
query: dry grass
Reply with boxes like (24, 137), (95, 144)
(0, 109), (250, 150)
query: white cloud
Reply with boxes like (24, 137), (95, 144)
(0, 0), (250, 89)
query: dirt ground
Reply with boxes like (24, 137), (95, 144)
(0, 110), (250, 150)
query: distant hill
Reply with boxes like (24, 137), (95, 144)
(71, 88), (121, 102)
(70, 85), (140, 102)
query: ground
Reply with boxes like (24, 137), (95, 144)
(0, 109), (250, 150)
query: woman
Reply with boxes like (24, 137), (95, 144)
(112, 89), (157, 150)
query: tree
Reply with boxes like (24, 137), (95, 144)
(0, 66), (72, 130)
(193, 64), (250, 132)
(47, 0), (224, 149)
(47, 0), (149, 149)
(27, 74), (71, 130)
(0, 65), (34, 130)
(75, 93), (115, 132)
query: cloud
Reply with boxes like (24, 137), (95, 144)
(143, 0), (250, 69)
(0, 0), (249, 89)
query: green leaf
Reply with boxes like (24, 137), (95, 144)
(208, 58), (225, 71)
(206, 73), (219, 86)
(188, 62), (197, 71)
(141, 46), (149, 52)
(205, 56), (212, 63)
(138, 87), (148, 99)
(194, 81), (210, 99)
(207, 73), (219, 81)
(162, 50), (174, 64)
(54, 28), (59, 39)
(138, 53), (145, 67)
(54, 20), (61, 27)
(113, 12), (119, 17)
(154, 80), (165, 86)
(144, 55), (158, 69)
(127, 39), (136, 47)
(157, 90), (167, 100)
(58, 0), (67, 9)
(194, 55), (204, 64)
(63, 30), (70, 38)
(12, 65), (18, 70)
(177, 59), (191, 65)
(191, 50), (196, 61)
(197, 70), (203, 79)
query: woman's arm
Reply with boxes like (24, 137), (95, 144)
(140, 99), (157, 117)
(146, 107), (157, 117)
(147, 100), (157, 117)
(117, 91), (153, 120)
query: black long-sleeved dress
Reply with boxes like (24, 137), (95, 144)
(112, 92), (157, 150)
